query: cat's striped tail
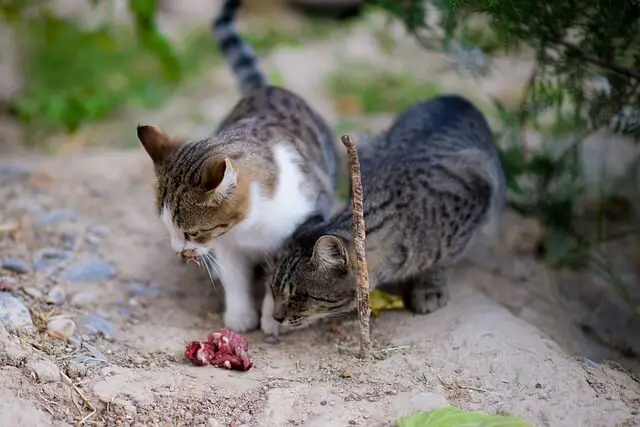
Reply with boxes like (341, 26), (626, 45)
(213, 0), (267, 94)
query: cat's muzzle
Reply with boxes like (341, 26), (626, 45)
(181, 249), (201, 265)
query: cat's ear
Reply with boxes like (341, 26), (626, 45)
(201, 156), (237, 199)
(136, 124), (180, 164)
(312, 235), (349, 270)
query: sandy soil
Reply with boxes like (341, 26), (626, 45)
(1, 150), (639, 427)
(1, 3), (639, 426)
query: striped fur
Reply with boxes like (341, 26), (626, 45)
(213, 0), (266, 94)
(268, 95), (507, 330)
(136, 0), (338, 334)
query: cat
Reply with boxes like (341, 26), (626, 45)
(136, 0), (338, 334)
(267, 95), (506, 331)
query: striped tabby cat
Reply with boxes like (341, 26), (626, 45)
(267, 95), (506, 331)
(136, 0), (337, 334)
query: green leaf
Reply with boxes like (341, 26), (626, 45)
(396, 407), (532, 427)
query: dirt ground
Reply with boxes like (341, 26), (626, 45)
(1, 2), (640, 426)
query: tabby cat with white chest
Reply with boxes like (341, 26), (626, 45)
(267, 95), (506, 331)
(136, 0), (337, 334)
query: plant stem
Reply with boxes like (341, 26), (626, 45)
(341, 134), (372, 360)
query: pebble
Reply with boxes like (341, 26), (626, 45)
(0, 293), (34, 332)
(33, 248), (73, 272)
(45, 285), (66, 305)
(89, 225), (110, 236)
(0, 276), (18, 292)
(23, 286), (43, 299)
(0, 164), (31, 185)
(65, 260), (116, 283)
(128, 282), (162, 299)
(26, 356), (61, 383)
(76, 314), (116, 338)
(70, 291), (100, 307)
(60, 230), (76, 250)
(36, 209), (78, 226)
(1, 259), (31, 275)
(47, 316), (76, 338)
(65, 360), (88, 378)
(67, 336), (82, 348)
(86, 233), (102, 246)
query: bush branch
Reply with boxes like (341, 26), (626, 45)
(341, 134), (372, 360)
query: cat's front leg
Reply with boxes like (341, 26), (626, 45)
(260, 283), (280, 336)
(260, 283), (292, 337)
(402, 265), (450, 314)
(214, 246), (259, 332)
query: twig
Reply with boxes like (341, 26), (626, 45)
(341, 134), (372, 360)
(438, 373), (491, 394)
(61, 372), (97, 426)
(558, 41), (640, 81)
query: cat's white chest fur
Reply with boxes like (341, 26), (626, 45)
(215, 143), (315, 256)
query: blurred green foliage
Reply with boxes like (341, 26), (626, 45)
(0, 0), (204, 132)
(327, 62), (442, 114)
(11, 17), (214, 132)
(0, 1), (339, 133)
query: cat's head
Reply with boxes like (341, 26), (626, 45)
(137, 125), (251, 256)
(269, 233), (357, 328)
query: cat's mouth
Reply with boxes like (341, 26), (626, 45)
(181, 249), (201, 266)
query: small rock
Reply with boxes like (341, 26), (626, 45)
(33, 248), (73, 272)
(60, 230), (76, 250)
(65, 360), (87, 378)
(36, 210), (77, 226)
(0, 276), (17, 292)
(0, 293), (34, 332)
(22, 287), (43, 299)
(81, 341), (106, 361)
(89, 225), (110, 237)
(113, 398), (137, 415)
(65, 260), (116, 283)
(0, 325), (28, 364)
(47, 316), (76, 339)
(86, 234), (102, 246)
(1, 259), (31, 275)
(26, 356), (61, 383)
(76, 314), (116, 338)
(45, 285), (66, 305)
(0, 164), (31, 185)
(70, 291), (99, 307)
(128, 282), (162, 299)
(67, 336), (82, 348)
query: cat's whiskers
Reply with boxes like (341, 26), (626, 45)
(201, 251), (221, 291)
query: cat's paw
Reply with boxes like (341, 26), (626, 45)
(406, 286), (450, 314)
(223, 307), (259, 332)
(260, 312), (281, 337)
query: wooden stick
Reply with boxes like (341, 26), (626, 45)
(340, 134), (372, 359)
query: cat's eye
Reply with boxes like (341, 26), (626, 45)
(185, 231), (199, 238)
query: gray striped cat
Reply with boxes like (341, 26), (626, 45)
(136, 0), (337, 334)
(267, 95), (506, 331)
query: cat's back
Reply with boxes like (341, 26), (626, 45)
(216, 86), (337, 186)
(382, 95), (496, 157)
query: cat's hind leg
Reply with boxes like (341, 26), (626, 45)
(402, 265), (450, 314)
